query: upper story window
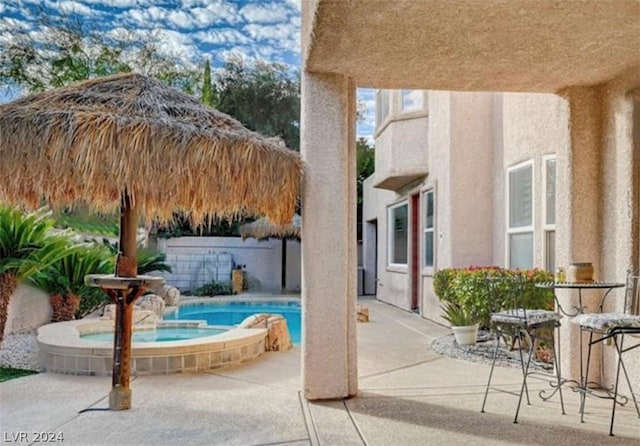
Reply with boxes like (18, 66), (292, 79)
(375, 89), (390, 130)
(388, 201), (408, 265)
(507, 160), (534, 269)
(401, 89), (423, 112)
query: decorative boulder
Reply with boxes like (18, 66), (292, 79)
(149, 284), (180, 306)
(161, 285), (181, 306)
(266, 315), (292, 352)
(101, 305), (159, 326)
(238, 313), (292, 352)
(136, 294), (165, 318)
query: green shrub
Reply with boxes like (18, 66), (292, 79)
(186, 281), (234, 297)
(433, 267), (554, 329)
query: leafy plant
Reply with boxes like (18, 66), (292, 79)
(440, 302), (477, 327)
(0, 206), (75, 343)
(30, 244), (114, 320)
(433, 267), (554, 329)
(186, 280), (234, 297)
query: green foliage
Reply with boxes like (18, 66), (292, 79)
(30, 244), (114, 318)
(201, 58), (216, 107)
(54, 207), (119, 237)
(186, 281), (234, 297)
(215, 56), (300, 151)
(356, 137), (375, 240)
(440, 302), (477, 326)
(433, 267), (554, 329)
(0, 367), (38, 382)
(136, 248), (172, 275)
(0, 9), (199, 93)
(154, 213), (253, 239)
(0, 206), (74, 281)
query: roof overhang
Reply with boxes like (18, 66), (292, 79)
(303, 0), (640, 92)
(373, 169), (428, 191)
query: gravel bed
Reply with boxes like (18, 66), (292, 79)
(0, 330), (41, 371)
(431, 330), (554, 372)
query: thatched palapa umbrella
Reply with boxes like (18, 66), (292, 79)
(239, 214), (301, 291)
(0, 73), (303, 410)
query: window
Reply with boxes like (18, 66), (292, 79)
(543, 156), (556, 272)
(424, 190), (435, 267)
(388, 202), (408, 265)
(401, 89), (423, 112)
(375, 89), (390, 130)
(507, 161), (534, 269)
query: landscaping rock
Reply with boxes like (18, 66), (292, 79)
(153, 285), (180, 306)
(357, 304), (369, 322)
(238, 313), (292, 352)
(136, 294), (165, 318)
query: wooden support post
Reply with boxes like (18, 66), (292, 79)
(109, 191), (139, 411)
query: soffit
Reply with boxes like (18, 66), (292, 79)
(304, 0), (640, 92)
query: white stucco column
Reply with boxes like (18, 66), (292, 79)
(556, 86), (604, 381)
(300, 71), (358, 399)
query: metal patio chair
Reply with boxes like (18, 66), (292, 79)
(571, 270), (640, 436)
(481, 274), (565, 423)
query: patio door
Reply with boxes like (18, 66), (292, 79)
(410, 194), (420, 311)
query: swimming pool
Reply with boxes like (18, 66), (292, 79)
(81, 326), (227, 343)
(165, 300), (302, 343)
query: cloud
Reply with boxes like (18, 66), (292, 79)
(243, 22), (299, 50)
(195, 28), (251, 45)
(46, 0), (97, 16)
(240, 2), (292, 24)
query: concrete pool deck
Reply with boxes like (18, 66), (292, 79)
(1, 298), (639, 445)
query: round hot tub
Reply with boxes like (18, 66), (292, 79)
(37, 319), (267, 376)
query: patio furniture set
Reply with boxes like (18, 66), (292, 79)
(480, 270), (640, 436)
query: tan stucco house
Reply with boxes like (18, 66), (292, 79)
(300, 1), (639, 401)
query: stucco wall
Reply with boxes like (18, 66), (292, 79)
(501, 92), (569, 268)
(4, 284), (51, 335)
(598, 68), (640, 393)
(450, 92), (495, 267)
(157, 237), (301, 293)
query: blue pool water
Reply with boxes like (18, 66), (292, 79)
(81, 327), (227, 343)
(164, 301), (302, 344)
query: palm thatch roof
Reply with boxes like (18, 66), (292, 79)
(0, 73), (303, 225)
(239, 214), (301, 241)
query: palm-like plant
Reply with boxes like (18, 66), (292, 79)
(30, 244), (114, 321)
(0, 206), (73, 344)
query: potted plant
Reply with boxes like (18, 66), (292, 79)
(440, 302), (479, 346)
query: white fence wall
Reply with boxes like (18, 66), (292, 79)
(156, 237), (301, 293)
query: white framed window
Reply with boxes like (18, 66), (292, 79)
(423, 190), (435, 268)
(401, 89), (424, 112)
(375, 89), (390, 130)
(388, 201), (408, 266)
(507, 160), (534, 269)
(543, 156), (556, 272)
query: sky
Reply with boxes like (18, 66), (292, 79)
(0, 0), (376, 141)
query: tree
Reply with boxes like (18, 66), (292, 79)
(0, 9), (199, 94)
(356, 137), (375, 240)
(201, 58), (216, 107)
(214, 55), (300, 151)
(0, 207), (73, 345)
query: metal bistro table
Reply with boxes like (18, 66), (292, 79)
(535, 281), (625, 405)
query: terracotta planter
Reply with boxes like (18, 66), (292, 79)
(452, 323), (479, 346)
(567, 262), (594, 282)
